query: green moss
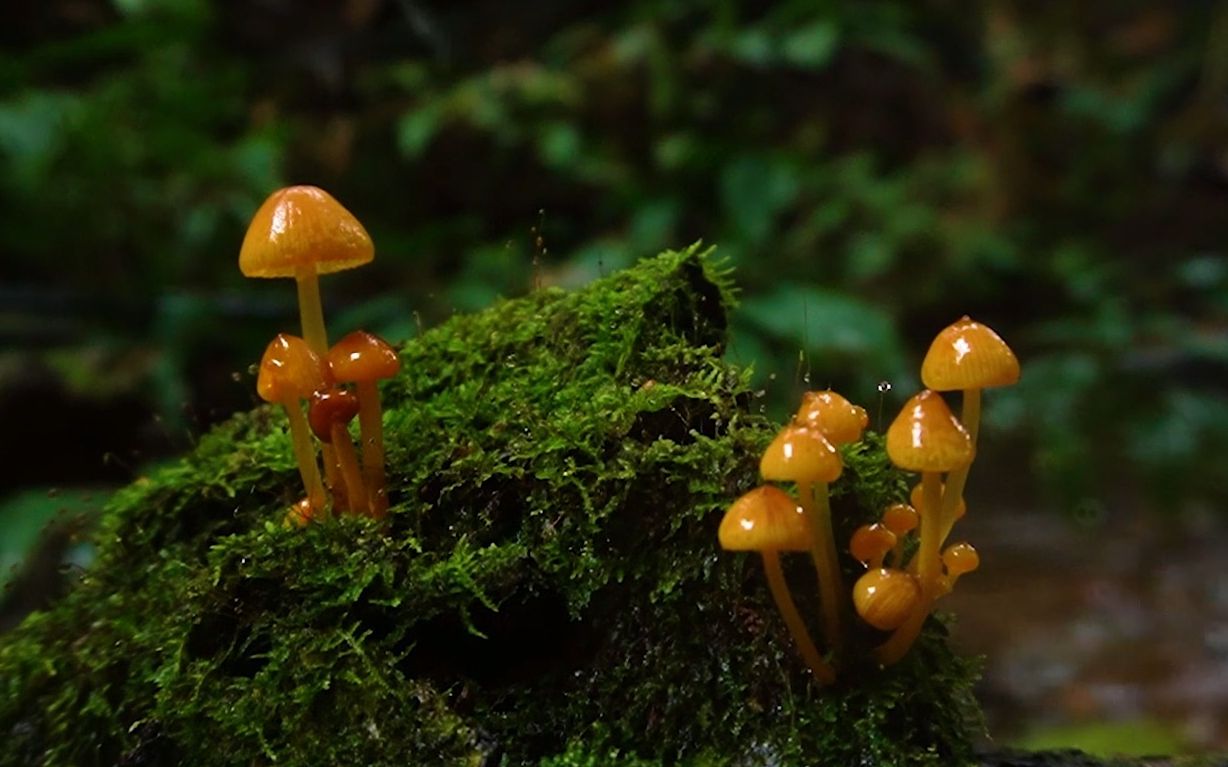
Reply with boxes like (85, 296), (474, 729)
(0, 245), (982, 766)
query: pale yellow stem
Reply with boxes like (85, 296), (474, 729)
(875, 472), (942, 666)
(294, 267), (328, 356)
(330, 423), (368, 515)
(356, 380), (388, 518)
(283, 402), (327, 514)
(761, 550), (836, 685)
(938, 388), (981, 542)
(798, 480), (844, 651)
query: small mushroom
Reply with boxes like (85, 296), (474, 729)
(941, 542), (980, 595)
(760, 424), (846, 650)
(853, 568), (921, 631)
(849, 523), (897, 570)
(328, 330), (401, 518)
(794, 389), (869, 445)
(719, 486), (836, 685)
(309, 388), (368, 516)
(881, 502), (919, 565)
(878, 389), (973, 665)
(256, 334), (328, 517)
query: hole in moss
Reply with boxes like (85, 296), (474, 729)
(398, 590), (595, 689)
(628, 396), (719, 444)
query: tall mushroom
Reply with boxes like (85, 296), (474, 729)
(719, 486), (836, 685)
(327, 330), (401, 518)
(760, 424), (845, 651)
(257, 334), (328, 517)
(921, 317), (1019, 541)
(878, 389), (973, 665)
(239, 186), (375, 356)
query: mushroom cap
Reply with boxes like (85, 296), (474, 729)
(849, 523), (897, 565)
(328, 330), (401, 383)
(239, 186), (374, 278)
(942, 542), (980, 576)
(718, 486), (810, 552)
(881, 503), (919, 535)
(853, 568), (921, 631)
(921, 316), (1020, 391)
(309, 388), (361, 443)
(760, 424), (842, 483)
(257, 333), (327, 404)
(885, 390), (974, 472)
(794, 389), (869, 445)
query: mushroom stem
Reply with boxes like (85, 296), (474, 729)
(330, 422), (368, 514)
(875, 472), (943, 666)
(798, 480), (844, 651)
(284, 403), (327, 514)
(356, 380), (388, 517)
(761, 550), (835, 685)
(295, 266), (328, 355)
(938, 388), (981, 543)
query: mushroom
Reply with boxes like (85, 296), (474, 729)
(309, 388), (368, 516)
(256, 334), (328, 518)
(719, 486), (836, 685)
(327, 330), (401, 518)
(921, 317), (1018, 542)
(853, 568), (921, 631)
(881, 502), (919, 566)
(794, 389), (869, 444)
(877, 389), (973, 665)
(940, 542), (979, 595)
(849, 523), (896, 570)
(240, 186), (375, 356)
(760, 424), (846, 650)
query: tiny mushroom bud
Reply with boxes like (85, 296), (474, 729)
(941, 542), (980, 594)
(760, 424), (845, 649)
(853, 568), (922, 631)
(257, 334), (328, 516)
(881, 503), (919, 537)
(328, 331), (401, 518)
(310, 388), (368, 516)
(720, 486), (835, 684)
(849, 523), (896, 570)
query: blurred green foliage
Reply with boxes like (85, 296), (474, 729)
(3, 0), (1228, 517)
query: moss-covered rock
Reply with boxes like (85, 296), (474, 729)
(0, 245), (982, 766)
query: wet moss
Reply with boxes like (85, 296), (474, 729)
(1, 245), (982, 766)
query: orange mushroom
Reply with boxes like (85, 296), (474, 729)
(878, 389), (973, 665)
(719, 486), (835, 685)
(853, 568), (922, 631)
(921, 317), (1019, 542)
(794, 389), (869, 445)
(760, 424), (845, 650)
(328, 330), (401, 517)
(309, 388), (368, 516)
(941, 542), (980, 595)
(240, 186), (374, 356)
(256, 334), (328, 518)
(849, 523), (896, 570)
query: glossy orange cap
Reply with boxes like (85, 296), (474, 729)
(760, 424), (842, 483)
(794, 389), (869, 445)
(942, 542), (980, 576)
(257, 334), (327, 404)
(885, 390), (973, 472)
(309, 388), (360, 443)
(853, 568), (921, 631)
(240, 186), (373, 278)
(881, 503), (919, 535)
(921, 316), (1020, 391)
(718, 486), (810, 552)
(328, 330), (401, 383)
(849, 523), (897, 565)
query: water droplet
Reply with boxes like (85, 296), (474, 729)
(877, 381), (892, 393)
(247, 364), (258, 376)
(231, 371), (242, 382)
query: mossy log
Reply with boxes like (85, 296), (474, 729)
(2, 245), (1023, 765)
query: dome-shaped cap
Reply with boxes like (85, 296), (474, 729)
(921, 316), (1019, 391)
(794, 390), (869, 445)
(718, 486), (809, 552)
(309, 388), (360, 443)
(942, 542), (979, 576)
(885, 390), (973, 472)
(257, 334), (327, 404)
(328, 330), (401, 383)
(760, 424), (842, 483)
(240, 186), (374, 278)
(853, 568), (920, 631)
(849, 523), (897, 565)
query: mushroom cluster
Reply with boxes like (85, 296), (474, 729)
(242, 186), (401, 523)
(718, 317), (1018, 681)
